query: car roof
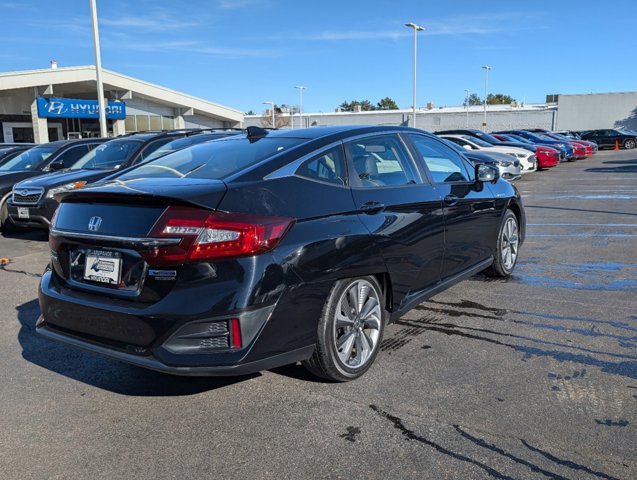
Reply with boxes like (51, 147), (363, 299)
(255, 125), (427, 141)
(37, 138), (107, 149)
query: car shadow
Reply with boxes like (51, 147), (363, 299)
(1, 229), (49, 241)
(586, 158), (637, 173)
(17, 299), (260, 396)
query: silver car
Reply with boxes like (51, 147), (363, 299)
(441, 138), (522, 181)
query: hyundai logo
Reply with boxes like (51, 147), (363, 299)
(88, 216), (102, 232)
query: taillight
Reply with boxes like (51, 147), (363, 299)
(144, 206), (295, 265)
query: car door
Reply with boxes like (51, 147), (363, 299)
(408, 134), (500, 280)
(345, 133), (445, 310)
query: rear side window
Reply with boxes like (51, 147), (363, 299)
(57, 145), (90, 168)
(117, 136), (304, 181)
(345, 135), (419, 187)
(409, 135), (473, 183)
(138, 137), (179, 163)
(295, 146), (347, 186)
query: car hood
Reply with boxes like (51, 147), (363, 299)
(15, 168), (113, 190)
(0, 171), (48, 195)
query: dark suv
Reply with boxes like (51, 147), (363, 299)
(0, 138), (106, 230)
(7, 130), (241, 230)
(580, 129), (637, 149)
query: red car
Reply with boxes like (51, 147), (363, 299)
(535, 145), (560, 168)
(492, 134), (559, 169)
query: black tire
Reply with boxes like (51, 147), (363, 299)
(303, 276), (386, 382)
(623, 139), (636, 150)
(484, 209), (519, 278)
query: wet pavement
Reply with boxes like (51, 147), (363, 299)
(0, 149), (635, 479)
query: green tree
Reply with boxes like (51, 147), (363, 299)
(245, 110), (255, 115)
(465, 93), (482, 106)
(338, 100), (376, 112)
(487, 93), (516, 105)
(376, 97), (399, 110)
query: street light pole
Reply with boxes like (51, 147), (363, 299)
(464, 89), (469, 128)
(263, 101), (275, 128)
(482, 65), (491, 132)
(405, 22), (425, 128)
(294, 86), (306, 129)
(89, 0), (107, 138)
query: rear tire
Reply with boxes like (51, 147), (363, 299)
(0, 200), (15, 233)
(303, 276), (386, 381)
(484, 209), (519, 278)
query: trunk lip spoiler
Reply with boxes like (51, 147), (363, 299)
(49, 228), (181, 247)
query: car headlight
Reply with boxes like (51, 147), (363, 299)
(46, 181), (87, 198)
(498, 160), (513, 167)
(513, 153), (528, 158)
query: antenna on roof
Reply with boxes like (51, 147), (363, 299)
(246, 126), (269, 143)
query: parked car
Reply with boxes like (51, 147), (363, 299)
(438, 134), (536, 174)
(580, 129), (637, 149)
(37, 126), (525, 381)
(0, 138), (106, 230)
(491, 134), (560, 169)
(7, 130), (241, 230)
(441, 138), (522, 181)
(0, 144), (35, 166)
(434, 129), (536, 153)
(526, 130), (595, 158)
(494, 130), (575, 161)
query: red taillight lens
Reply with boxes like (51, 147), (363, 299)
(144, 206), (295, 265)
(230, 318), (242, 348)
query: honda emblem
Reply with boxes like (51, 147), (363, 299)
(88, 216), (102, 232)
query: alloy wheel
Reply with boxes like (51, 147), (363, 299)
(333, 279), (382, 369)
(501, 216), (519, 270)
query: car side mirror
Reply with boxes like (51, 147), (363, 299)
(475, 163), (498, 183)
(48, 159), (65, 171)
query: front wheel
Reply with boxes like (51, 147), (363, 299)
(303, 276), (386, 381)
(485, 209), (520, 277)
(623, 139), (636, 149)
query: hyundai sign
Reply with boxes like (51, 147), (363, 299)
(36, 97), (126, 120)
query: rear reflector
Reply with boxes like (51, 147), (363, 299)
(145, 206), (295, 265)
(230, 318), (242, 348)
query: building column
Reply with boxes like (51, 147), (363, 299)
(30, 98), (49, 144)
(112, 119), (125, 137)
(174, 113), (186, 130)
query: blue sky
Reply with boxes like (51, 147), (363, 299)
(1, 0), (634, 114)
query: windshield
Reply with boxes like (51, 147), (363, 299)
(71, 140), (142, 170)
(142, 134), (230, 163)
(116, 136), (305, 181)
(619, 128), (637, 135)
(471, 132), (502, 144)
(507, 134), (533, 144)
(0, 146), (56, 171)
(463, 135), (491, 148)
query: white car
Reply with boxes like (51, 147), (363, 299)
(439, 134), (537, 173)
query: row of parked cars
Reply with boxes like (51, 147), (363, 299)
(0, 124), (619, 381)
(433, 128), (605, 182)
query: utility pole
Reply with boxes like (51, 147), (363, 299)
(405, 22), (425, 128)
(90, 0), (107, 137)
(294, 85), (306, 128)
(482, 65), (491, 132)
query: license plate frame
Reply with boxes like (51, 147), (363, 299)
(17, 207), (29, 219)
(82, 249), (122, 286)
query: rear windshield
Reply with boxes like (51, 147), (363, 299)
(463, 135), (491, 147)
(71, 140), (143, 170)
(0, 146), (56, 171)
(116, 136), (304, 181)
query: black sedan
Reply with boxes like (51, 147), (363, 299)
(37, 126), (525, 381)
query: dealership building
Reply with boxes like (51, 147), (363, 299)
(0, 64), (243, 143)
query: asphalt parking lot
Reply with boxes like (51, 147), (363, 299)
(0, 149), (635, 479)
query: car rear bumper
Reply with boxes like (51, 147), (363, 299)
(38, 267), (322, 376)
(36, 320), (314, 376)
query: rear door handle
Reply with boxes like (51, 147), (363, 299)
(444, 194), (459, 205)
(360, 201), (385, 214)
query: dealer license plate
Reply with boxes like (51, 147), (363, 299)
(17, 207), (29, 219)
(83, 250), (122, 285)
